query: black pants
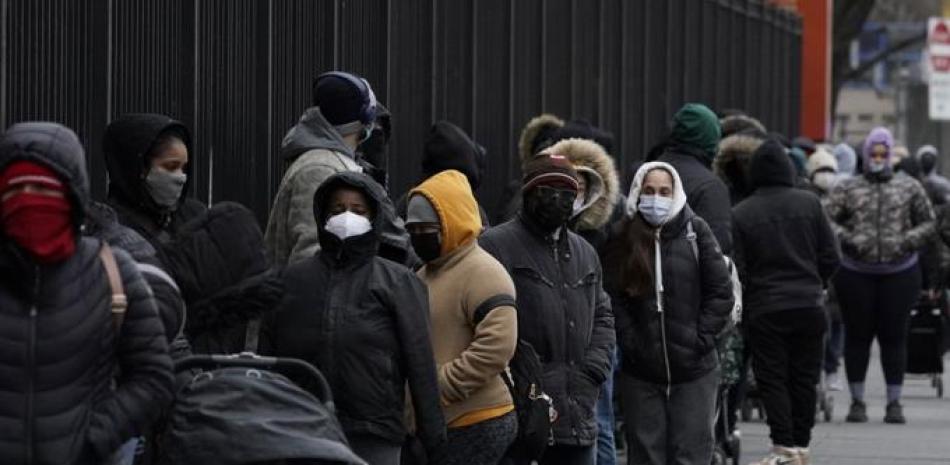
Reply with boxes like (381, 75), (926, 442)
(834, 265), (921, 386)
(748, 308), (826, 448)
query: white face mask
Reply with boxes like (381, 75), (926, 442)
(638, 195), (674, 226)
(812, 172), (836, 192)
(325, 211), (372, 240)
(868, 159), (887, 173)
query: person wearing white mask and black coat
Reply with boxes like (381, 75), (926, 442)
(263, 171), (445, 465)
(733, 140), (841, 465)
(103, 113), (206, 268)
(603, 162), (733, 465)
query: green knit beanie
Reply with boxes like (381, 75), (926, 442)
(670, 103), (721, 160)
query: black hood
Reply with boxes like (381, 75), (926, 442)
(0, 122), (90, 228)
(749, 139), (795, 190)
(312, 171), (390, 264)
(163, 202), (271, 304)
(422, 121), (482, 189)
(103, 113), (193, 213)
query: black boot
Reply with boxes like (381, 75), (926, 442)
(884, 401), (906, 424)
(846, 400), (868, 423)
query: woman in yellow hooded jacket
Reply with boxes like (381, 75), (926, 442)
(406, 169), (519, 465)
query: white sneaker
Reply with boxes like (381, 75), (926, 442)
(826, 372), (843, 391)
(796, 448), (810, 465)
(748, 446), (802, 465)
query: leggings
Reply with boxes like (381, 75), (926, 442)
(833, 265), (921, 386)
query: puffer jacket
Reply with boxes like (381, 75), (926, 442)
(479, 215), (615, 447)
(103, 113), (207, 267)
(163, 202), (283, 355)
(0, 122), (173, 465)
(264, 172), (445, 451)
(604, 162), (734, 385)
(827, 128), (935, 271)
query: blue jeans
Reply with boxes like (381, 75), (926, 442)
(595, 350), (617, 465)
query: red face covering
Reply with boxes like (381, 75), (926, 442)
(0, 161), (76, 264)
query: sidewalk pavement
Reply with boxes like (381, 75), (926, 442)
(741, 348), (950, 465)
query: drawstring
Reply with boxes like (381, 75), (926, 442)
(654, 230), (664, 313)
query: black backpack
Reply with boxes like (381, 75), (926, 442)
(473, 295), (553, 461)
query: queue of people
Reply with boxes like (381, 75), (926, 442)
(0, 69), (945, 465)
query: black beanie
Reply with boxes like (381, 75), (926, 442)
(422, 121), (481, 189)
(312, 73), (368, 126)
(522, 154), (579, 192)
(749, 139), (795, 190)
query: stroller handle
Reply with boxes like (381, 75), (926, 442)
(175, 352), (335, 409)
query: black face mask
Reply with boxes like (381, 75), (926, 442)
(523, 186), (577, 234)
(411, 231), (442, 263)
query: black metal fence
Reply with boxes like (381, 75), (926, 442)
(1, 0), (801, 222)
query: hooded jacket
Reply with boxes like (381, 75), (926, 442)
(0, 122), (173, 465)
(411, 170), (517, 428)
(162, 202), (283, 355)
(714, 131), (766, 204)
(266, 107), (415, 268)
(916, 145), (950, 206)
(103, 113), (207, 265)
(479, 206), (614, 446)
(833, 143), (857, 179)
(604, 162), (733, 385)
(494, 114), (568, 224)
(827, 127), (937, 274)
(732, 140), (841, 317)
(265, 172), (445, 450)
(547, 138), (621, 252)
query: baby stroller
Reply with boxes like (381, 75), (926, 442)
(907, 295), (946, 398)
(159, 353), (366, 465)
(712, 329), (743, 465)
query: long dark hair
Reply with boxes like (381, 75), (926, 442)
(605, 213), (656, 298)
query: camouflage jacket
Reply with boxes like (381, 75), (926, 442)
(826, 173), (936, 265)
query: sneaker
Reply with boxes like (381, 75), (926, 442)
(748, 446), (802, 465)
(826, 372), (843, 391)
(884, 401), (906, 424)
(796, 447), (811, 465)
(846, 400), (868, 423)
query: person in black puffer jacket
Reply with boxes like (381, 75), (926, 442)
(263, 172), (445, 465)
(162, 202), (283, 355)
(0, 122), (173, 465)
(604, 161), (733, 465)
(480, 154), (615, 465)
(103, 113), (207, 267)
(732, 140), (841, 465)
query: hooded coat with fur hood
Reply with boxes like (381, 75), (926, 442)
(714, 132), (766, 204)
(547, 138), (621, 251)
(605, 162), (733, 384)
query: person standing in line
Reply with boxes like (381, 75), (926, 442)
(826, 127), (936, 424)
(0, 122), (174, 465)
(603, 161), (733, 465)
(406, 169), (518, 465)
(264, 171), (445, 464)
(734, 140), (841, 465)
(480, 154), (615, 465)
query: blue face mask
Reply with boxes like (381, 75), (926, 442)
(638, 195), (674, 226)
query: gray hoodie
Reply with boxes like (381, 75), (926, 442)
(264, 107), (362, 266)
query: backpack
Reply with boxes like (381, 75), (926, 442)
(473, 295), (553, 461)
(99, 243), (128, 336)
(685, 220), (743, 325)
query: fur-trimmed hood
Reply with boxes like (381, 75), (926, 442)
(518, 113), (564, 164)
(547, 138), (620, 231)
(713, 132), (765, 200)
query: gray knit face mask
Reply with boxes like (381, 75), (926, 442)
(145, 169), (187, 210)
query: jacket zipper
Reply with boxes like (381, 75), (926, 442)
(552, 231), (581, 439)
(876, 183), (883, 262)
(654, 229), (672, 399)
(26, 268), (39, 465)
